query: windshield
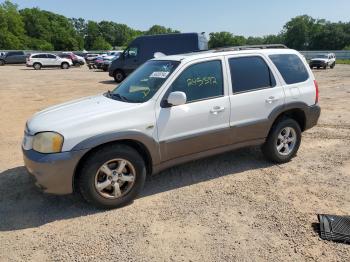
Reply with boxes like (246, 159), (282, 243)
(315, 55), (328, 59)
(108, 60), (180, 103)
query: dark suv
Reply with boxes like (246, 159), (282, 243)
(0, 51), (27, 65)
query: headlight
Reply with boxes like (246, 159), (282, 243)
(32, 132), (64, 153)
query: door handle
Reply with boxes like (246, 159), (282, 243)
(210, 106), (225, 114)
(265, 96), (279, 104)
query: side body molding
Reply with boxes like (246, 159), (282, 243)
(72, 130), (161, 166)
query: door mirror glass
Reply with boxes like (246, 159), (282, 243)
(167, 91), (187, 106)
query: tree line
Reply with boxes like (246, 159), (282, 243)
(0, 1), (349, 51)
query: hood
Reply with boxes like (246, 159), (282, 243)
(310, 58), (328, 62)
(27, 94), (139, 135)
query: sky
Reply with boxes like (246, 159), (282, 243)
(7, 0), (350, 37)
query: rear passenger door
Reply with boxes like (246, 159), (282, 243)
(226, 54), (285, 142)
(47, 54), (59, 66)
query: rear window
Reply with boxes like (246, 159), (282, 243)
(8, 51), (23, 56)
(32, 54), (47, 58)
(269, 54), (309, 85)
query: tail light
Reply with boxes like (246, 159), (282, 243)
(314, 80), (319, 104)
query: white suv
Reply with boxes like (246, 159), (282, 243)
(22, 45), (320, 208)
(309, 53), (336, 69)
(26, 53), (73, 70)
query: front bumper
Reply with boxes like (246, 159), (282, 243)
(22, 148), (88, 195)
(309, 61), (326, 67)
(305, 104), (321, 130)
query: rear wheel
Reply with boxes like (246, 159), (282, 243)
(262, 118), (301, 163)
(78, 144), (146, 209)
(33, 63), (42, 70)
(61, 62), (69, 69)
(114, 70), (125, 83)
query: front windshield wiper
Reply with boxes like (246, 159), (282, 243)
(106, 90), (131, 102)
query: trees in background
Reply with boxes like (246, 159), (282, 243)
(0, 0), (25, 49)
(0, 1), (349, 51)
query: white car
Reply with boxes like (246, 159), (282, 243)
(22, 45), (320, 208)
(309, 53), (336, 69)
(74, 54), (85, 65)
(106, 51), (123, 57)
(27, 53), (73, 70)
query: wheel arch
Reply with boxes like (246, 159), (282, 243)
(72, 132), (159, 192)
(268, 103), (308, 133)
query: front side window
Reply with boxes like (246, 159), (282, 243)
(109, 60), (179, 103)
(169, 60), (223, 103)
(47, 54), (56, 59)
(269, 54), (309, 85)
(229, 56), (276, 93)
(125, 47), (138, 58)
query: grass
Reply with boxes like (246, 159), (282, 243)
(336, 59), (350, 64)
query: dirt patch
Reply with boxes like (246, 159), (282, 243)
(0, 65), (349, 261)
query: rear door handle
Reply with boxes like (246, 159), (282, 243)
(210, 106), (225, 114)
(265, 96), (279, 104)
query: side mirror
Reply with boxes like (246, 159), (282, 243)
(167, 91), (187, 106)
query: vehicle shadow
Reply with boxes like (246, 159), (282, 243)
(99, 80), (117, 85)
(0, 147), (272, 231)
(19, 68), (71, 71)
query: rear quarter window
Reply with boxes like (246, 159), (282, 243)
(269, 54), (309, 85)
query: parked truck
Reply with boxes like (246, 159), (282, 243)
(109, 33), (208, 82)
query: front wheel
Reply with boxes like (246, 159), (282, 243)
(114, 70), (125, 83)
(78, 144), (146, 209)
(330, 62), (335, 69)
(0, 60), (5, 66)
(262, 118), (301, 163)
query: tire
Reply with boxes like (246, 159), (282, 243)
(33, 63), (42, 70)
(323, 65), (327, 69)
(77, 144), (146, 209)
(114, 70), (125, 83)
(262, 118), (302, 163)
(61, 62), (69, 69)
(0, 60), (5, 66)
(330, 62), (335, 69)
(317, 66), (320, 69)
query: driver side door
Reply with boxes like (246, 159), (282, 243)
(123, 46), (140, 75)
(156, 58), (231, 162)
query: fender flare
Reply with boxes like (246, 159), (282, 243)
(72, 130), (161, 166)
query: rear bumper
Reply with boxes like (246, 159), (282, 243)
(305, 104), (321, 130)
(22, 148), (88, 195)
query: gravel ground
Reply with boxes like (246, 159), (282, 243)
(0, 65), (349, 261)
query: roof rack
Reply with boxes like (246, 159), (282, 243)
(214, 44), (288, 52)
